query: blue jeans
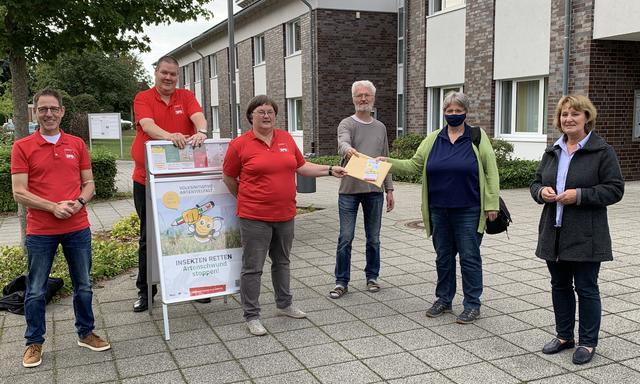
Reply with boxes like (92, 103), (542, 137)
(24, 228), (95, 345)
(430, 206), (483, 310)
(547, 260), (601, 347)
(335, 192), (383, 287)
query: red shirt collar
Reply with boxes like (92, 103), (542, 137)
(152, 87), (177, 105)
(34, 128), (68, 146)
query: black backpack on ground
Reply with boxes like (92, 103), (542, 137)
(0, 275), (64, 315)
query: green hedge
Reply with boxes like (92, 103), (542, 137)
(0, 214), (139, 295)
(0, 145), (118, 212)
(91, 149), (117, 199)
(499, 159), (539, 189)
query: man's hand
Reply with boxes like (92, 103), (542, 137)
(168, 132), (189, 149)
(189, 132), (207, 147)
(386, 191), (395, 212)
(345, 148), (359, 160)
(52, 201), (77, 219)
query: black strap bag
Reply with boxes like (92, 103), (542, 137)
(470, 126), (513, 235)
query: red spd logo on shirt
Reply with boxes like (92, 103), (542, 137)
(174, 105), (184, 115)
(277, 143), (288, 153)
(64, 148), (76, 160)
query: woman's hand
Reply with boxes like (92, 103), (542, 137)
(375, 156), (387, 162)
(555, 189), (577, 205)
(541, 186), (557, 203)
(485, 210), (498, 221)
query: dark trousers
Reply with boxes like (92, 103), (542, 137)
(546, 260), (602, 347)
(133, 181), (157, 298)
(239, 218), (294, 321)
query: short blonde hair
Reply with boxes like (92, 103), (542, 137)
(553, 95), (597, 134)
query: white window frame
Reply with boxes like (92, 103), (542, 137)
(495, 77), (547, 140)
(254, 35), (265, 65)
(397, 3), (405, 65)
(286, 20), (301, 56)
(426, 85), (463, 133)
(397, 94), (404, 136)
(209, 54), (217, 78)
(182, 66), (190, 88)
(194, 60), (202, 82)
(236, 104), (242, 136)
(429, 0), (465, 15)
(287, 98), (303, 134)
(211, 106), (220, 134)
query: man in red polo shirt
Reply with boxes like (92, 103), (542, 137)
(130, 55), (208, 312)
(11, 88), (111, 368)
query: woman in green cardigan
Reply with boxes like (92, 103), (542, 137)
(380, 91), (499, 324)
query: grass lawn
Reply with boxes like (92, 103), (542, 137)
(90, 129), (135, 160)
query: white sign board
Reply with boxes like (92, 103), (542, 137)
(150, 174), (242, 304)
(88, 113), (121, 140)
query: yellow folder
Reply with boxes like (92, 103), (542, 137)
(344, 153), (392, 188)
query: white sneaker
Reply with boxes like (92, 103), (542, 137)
(278, 305), (307, 319)
(246, 319), (267, 336)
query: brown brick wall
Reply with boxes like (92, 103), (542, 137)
(406, 0), (427, 134)
(315, 9), (397, 156)
(588, 40), (640, 180)
(238, 39), (254, 133)
(216, 49), (232, 139)
(265, 24), (286, 129)
(464, 0), (495, 134)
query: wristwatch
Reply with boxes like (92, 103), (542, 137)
(197, 129), (208, 135)
(77, 197), (87, 206)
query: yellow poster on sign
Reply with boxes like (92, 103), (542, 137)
(344, 153), (392, 188)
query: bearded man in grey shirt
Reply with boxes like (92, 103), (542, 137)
(329, 80), (394, 299)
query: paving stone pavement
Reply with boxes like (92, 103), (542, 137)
(1, 161), (640, 383)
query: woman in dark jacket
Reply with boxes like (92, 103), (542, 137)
(530, 95), (624, 365)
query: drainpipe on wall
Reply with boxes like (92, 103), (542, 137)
(189, 41), (208, 134)
(228, 0), (238, 138)
(300, 0), (316, 155)
(401, 0), (408, 137)
(562, 0), (572, 96)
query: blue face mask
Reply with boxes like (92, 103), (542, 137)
(445, 113), (466, 127)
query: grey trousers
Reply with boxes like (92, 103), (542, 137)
(239, 218), (294, 321)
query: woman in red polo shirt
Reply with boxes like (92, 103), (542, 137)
(223, 95), (346, 336)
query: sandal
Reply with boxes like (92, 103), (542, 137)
(367, 280), (380, 293)
(329, 286), (348, 299)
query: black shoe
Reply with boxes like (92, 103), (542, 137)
(425, 302), (452, 318)
(542, 338), (575, 354)
(456, 308), (480, 324)
(133, 296), (150, 312)
(195, 297), (212, 303)
(572, 346), (596, 365)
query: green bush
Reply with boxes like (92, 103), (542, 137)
(390, 133), (425, 159)
(0, 138), (118, 213)
(490, 137), (514, 166)
(0, 214), (139, 295)
(309, 155), (341, 166)
(91, 149), (118, 199)
(499, 159), (539, 189)
(0, 145), (17, 212)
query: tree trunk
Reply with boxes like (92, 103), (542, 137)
(9, 54), (29, 247)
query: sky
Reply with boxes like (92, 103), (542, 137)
(137, 1), (242, 77)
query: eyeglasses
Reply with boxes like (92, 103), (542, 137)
(252, 110), (276, 117)
(37, 106), (62, 114)
(353, 94), (373, 99)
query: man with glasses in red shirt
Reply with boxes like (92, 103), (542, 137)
(12, 88), (111, 368)
(130, 55), (209, 312)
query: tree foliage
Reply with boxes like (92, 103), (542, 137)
(35, 51), (145, 118)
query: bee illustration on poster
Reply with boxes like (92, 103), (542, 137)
(155, 178), (240, 256)
(152, 175), (243, 301)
